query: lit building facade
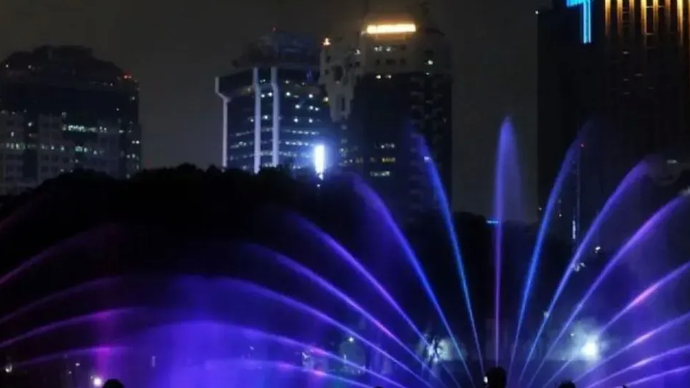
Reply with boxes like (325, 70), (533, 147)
(537, 0), (690, 242)
(216, 31), (332, 173)
(0, 46), (141, 195)
(320, 4), (452, 224)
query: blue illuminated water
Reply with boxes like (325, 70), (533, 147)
(1, 120), (690, 388)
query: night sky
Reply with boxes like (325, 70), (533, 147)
(0, 0), (549, 220)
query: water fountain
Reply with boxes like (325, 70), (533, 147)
(0, 119), (689, 388)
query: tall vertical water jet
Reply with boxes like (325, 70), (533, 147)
(414, 137), (484, 378)
(508, 137), (580, 379)
(525, 196), (689, 388)
(516, 162), (649, 385)
(492, 118), (524, 366)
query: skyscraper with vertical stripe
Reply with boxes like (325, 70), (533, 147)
(538, 0), (690, 242)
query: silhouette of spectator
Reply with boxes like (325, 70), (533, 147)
(103, 379), (124, 388)
(558, 381), (576, 388)
(485, 366), (507, 388)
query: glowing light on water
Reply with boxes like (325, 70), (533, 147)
(517, 163), (648, 385)
(576, 311), (690, 381)
(526, 196), (688, 388)
(580, 339), (599, 360)
(538, 251), (690, 388)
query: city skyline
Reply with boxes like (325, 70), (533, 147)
(0, 0), (547, 220)
(0, 45), (142, 195)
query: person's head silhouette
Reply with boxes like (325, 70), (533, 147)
(558, 381), (576, 388)
(103, 379), (124, 388)
(485, 366), (507, 388)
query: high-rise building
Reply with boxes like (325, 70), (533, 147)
(215, 31), (332, 173)
(537, 0), (690, 241)
(0, 46), (141, 195)
(320, 2), (452, 224)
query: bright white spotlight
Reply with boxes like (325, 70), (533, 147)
(581, 339), (600, 360)
(313, 144), (326, 177)
(92, 376), (103, 387)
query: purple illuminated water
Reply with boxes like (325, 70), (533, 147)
(493, 118), (525, 367)
(1, 119), (690, 388)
